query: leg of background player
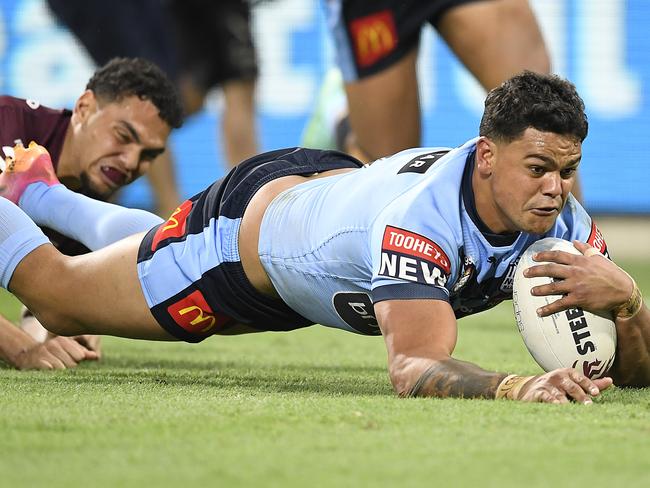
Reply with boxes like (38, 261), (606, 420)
(222, 79), (259, 168)
(344, 48), (421, 163)
(435, 0), (586, 199)
(145, 150), (182, 218)
(437, 0), (550, 95)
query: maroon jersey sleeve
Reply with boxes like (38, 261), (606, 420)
(0, 96), (89, 256)
(0, 96), (70, 166)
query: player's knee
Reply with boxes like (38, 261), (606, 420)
(31, 308), (83, 337)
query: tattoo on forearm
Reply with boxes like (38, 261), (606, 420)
(407, 358), (507, 399)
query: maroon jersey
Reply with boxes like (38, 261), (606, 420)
(0, 96), (90, 255)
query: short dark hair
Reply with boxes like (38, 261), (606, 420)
(479, 71), (588, 143)
(86, 57), (183, 129)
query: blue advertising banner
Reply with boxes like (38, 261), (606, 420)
(0, 0), (648, 213)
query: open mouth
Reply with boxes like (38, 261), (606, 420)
(530, 207), (559, 216)
(100, 166), (128, 187)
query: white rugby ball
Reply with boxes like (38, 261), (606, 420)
(513, 238), (616, 379)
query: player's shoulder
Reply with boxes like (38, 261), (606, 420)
(376, 138), (477, 174)
(373, 142), (475, 241)
(0, 96), (37, 111)
(0, 96), (66, 119)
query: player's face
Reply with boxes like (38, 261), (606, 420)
(482, 128), (581, 235)
(67, 93), (170, 198)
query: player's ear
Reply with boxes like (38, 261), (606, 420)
(72, 90), (98, 125)
(475, 136), (496, 176)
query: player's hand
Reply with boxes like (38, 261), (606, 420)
(71, 335), (102, 359)
(518, 368), (613, 404)
(13, 336), (99, 370)
(524, 240), (633, 317)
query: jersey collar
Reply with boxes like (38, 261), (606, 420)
(461, 150), (519, 247)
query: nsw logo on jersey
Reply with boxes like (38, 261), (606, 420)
(379, 226), (451, 287)
(397, 150), (449, 174)
(499, 257), (520, 293)
(451, 253), (476, 294)
(587, 220), (609, 257)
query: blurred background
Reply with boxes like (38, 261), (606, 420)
(0, 0), (648, 216)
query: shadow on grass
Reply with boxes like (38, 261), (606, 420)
(1, 357), (393, 397)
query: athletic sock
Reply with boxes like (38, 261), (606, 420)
(19, 183), (165, 251)
(0, 197), (50, 289)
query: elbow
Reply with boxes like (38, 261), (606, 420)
(388, 353), (458, 398)
(388, 353), (448, 398)
(388, 353), (413, 397)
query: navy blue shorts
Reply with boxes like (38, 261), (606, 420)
(137, 147), (363, 342)
(326, 0), (488, 81)
(168, 0), (258, 88)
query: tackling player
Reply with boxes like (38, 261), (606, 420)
(0, 57), (182, 369)
(0, 72), (647, 402)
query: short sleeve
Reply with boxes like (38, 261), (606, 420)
(369, 218), (458, 304)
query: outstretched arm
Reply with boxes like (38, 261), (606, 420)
(375, 298), (611, 403)
(526, 241), (650, 386)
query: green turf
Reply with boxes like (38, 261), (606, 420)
(1, 260), (649, 488)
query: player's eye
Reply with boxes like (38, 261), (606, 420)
(529, 166), (545, 176)
(560, 168), (577, 178)
(115, 130), (131, 143)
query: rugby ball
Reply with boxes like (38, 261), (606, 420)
(512, 238), (616, 378)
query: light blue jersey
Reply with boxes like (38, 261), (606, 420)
(259, 138), (606, 335)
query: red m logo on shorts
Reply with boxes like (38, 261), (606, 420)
(167, 290), (232, 336)
(151, 200), (193, 251)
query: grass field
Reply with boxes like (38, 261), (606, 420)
(1, 260), (649, 488)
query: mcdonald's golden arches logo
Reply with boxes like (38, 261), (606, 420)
(350, 10), (398, 68)
(167, 289), (232, 336)
(151, 199), (194, 251)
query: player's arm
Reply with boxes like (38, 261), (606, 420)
(0, 311), (97, 369)
(375, 298), (611, 402)
(528, 241), (650, 386)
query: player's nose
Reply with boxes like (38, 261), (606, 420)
(120, 145), (140, 171)
(540, 172), (562, 198)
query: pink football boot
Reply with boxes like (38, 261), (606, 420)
(0, 141), (60, 205)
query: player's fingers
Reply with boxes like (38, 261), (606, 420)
(46, 339), (81, 368)
(37, 359), (54, 370)
(572, 240), (592, 254)
(568, 370), (602, 396)
(524, 263), (572, 281)
(74, 335), (102, 358)
(536, 295), (575, 317)
(593, 377), (614, 392)
(45, 354), (67, 370)
(572, 240), (604, 258)
(82, 349), (100, 361)
(531, 389), (560, 404)
(532, 250), (576, 265)
(559, 376), (592, 404)
(547, 386), (569, 404)
(530, 278), (571, 297)
(59, 337), (99, 362)
(58, 338), (94, 363)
